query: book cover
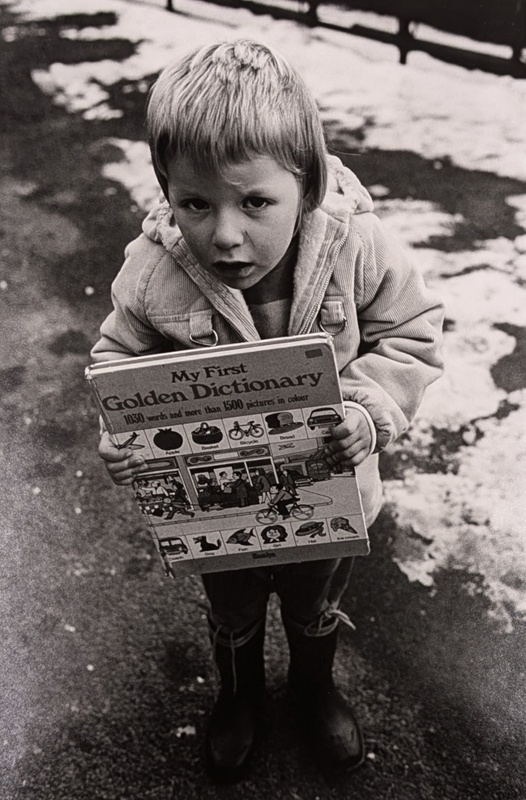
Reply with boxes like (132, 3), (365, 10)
(86, 333), (369, 576)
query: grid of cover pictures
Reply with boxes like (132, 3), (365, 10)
(112, 402), (366, 568)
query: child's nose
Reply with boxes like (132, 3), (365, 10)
(212, 211), (245, 250)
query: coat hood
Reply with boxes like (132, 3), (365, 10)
(141, 154), (374, 250)
(322, 154), (374, 219)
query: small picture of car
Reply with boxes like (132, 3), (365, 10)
(306, 407), (342, 429)
(283, 468), (312, 487)
(159, 536), (189, 557)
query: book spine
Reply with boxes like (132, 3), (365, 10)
(85, 367), (117, 437)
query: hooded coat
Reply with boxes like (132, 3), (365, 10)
(92, 157), (444, 525)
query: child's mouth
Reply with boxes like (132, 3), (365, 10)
(213, 261), (254, 277)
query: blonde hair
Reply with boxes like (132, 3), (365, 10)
(147, 39), (327, 213)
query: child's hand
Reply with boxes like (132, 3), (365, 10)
(324, 408), (373, 468)
(98, 431), (145, 486)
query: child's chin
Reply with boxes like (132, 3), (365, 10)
(218, 272), (261, 290)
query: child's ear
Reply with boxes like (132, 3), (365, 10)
(153, 162), (170, 203)
(302, 183), (322, 214)
(293, 202), (305, 237)
(149, 136), (171, 202)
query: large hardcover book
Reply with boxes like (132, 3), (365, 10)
(86, 333), (369, 576)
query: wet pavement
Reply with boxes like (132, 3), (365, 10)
(0, 3), (525, 799)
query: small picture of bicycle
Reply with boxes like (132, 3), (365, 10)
(228, 419), (264, 440)
(255, 499), (314, 524)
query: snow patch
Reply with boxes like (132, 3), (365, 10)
(385, 395), (526, 632)
(102, 139), (161, 210)
(15, 0), (526, 180)
(374, 199), (461, 245)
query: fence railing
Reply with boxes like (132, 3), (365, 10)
(165, 0), (526, 77)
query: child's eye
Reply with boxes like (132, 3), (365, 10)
(181, 198), (209, 212)
(243, 197), (269, 211)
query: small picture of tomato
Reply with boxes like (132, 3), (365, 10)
(153, 428), (183, 451)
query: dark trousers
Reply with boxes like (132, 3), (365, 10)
(202, 558), (354, 647)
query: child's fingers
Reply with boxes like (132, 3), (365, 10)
(99, 433), (144, 466)
(329, 438), (369, 464)
(105, 458), (144, 485)
(107, 455), (143, 474)
(98, 432), (130, 462)
(107, 455), (145, 478)
(344, 437), (369, 461)
(332, 409), (369, 437)
(339, 444), (370, 467)
(328, 421), (355, 441)
(324, 427), (362, 456)
(325, 432), (370, 466)
(325, 409), (372, 466)
(98, 432), (145, 484)
(108, 469), (140, 486)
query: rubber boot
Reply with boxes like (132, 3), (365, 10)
(205, 623), (265, 783)
(285, 624), (364, 771)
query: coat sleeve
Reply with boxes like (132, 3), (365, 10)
(90, 238), (173, 363)
(339, 214), (444, 451)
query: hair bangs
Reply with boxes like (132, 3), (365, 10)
(147, 40), (327, 212)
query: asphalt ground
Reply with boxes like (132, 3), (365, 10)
(1, 4), (525, 799)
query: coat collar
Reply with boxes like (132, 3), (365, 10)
(141, 157), (371, 339)
(159, 205), (348, 341)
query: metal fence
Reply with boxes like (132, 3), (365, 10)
(165, 0), (526, 77)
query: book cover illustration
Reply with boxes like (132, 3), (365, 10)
(86, 334), (369, 576)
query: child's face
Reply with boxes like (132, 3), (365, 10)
(166, 154), (301, 290)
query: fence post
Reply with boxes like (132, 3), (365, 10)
(510, 0), (526, 76)
(398, 17), (413, 65)
(306, 0), (319, 28)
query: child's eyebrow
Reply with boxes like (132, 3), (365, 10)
(232, 181), (277, 196)
(174, 186), (206, 197)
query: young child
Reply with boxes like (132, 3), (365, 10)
(93, 40), (443, 782)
